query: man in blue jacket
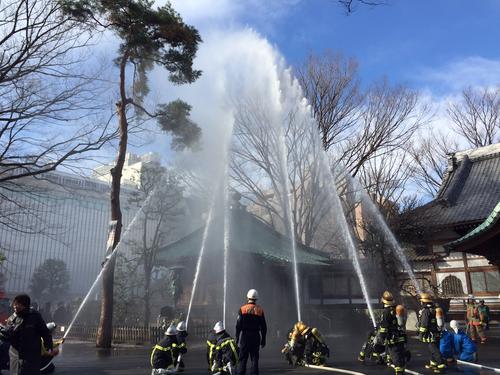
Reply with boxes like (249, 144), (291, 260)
(449, 320), (477, 362)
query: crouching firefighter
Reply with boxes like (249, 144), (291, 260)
(209, 321), (239, 374)
(377, 291), (408, 375)
(282, 321), (329, 366)
(304, 326), (329, 366)
(175, 321), (188, 371)
(151, 324), (179, 375)
(418, 293), (446, 374)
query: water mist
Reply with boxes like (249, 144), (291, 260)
(63, 186), (159, 339)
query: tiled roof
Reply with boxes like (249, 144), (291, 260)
(444, 201), (500, 249)
(156, 208), (330, 266)
(405, 247), (441, 261)
(416, 145), (500, 227)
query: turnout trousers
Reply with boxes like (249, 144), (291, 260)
(387, 343), (406, 374)
(427, 341), (445, 370)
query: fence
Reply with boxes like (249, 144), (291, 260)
(64, 324), (211, 345)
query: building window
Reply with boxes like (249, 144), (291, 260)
(441, 275), (464, 296)
(471, 270), (500, 293)
(322, 275), (349, 298)
(485, 270), (500, 292)
(308, 275), (322, 299)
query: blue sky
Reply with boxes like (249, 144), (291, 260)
(116, 0), (500, 171)
(237, 0), (500, 91)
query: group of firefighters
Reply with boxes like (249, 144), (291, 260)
(150, 288), (490, 375)
(151, 289), (267, 375)
(358, 292), (489, 375)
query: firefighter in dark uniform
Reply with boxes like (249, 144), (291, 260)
(150, 324), (178, 374)
(211, 321), (239, 374)
(377, 291), (407, 375)
(418, 293), (446, 374)
(207, 328), (218, 372)
(236, 289), (267, 375)
(175, 321), (188, 371)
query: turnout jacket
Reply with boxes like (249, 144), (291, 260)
(214, 331), (239, 370)
(176, 331), (188, 354)
(235, 302), (267, 346)
(2, 308), (52, 360)
(418, 303), (440, 343)
(378, 305), (405, 345)
(151, 335), (178, 369)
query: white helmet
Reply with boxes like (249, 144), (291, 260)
(46, 322), (57, 332)
(176, 321), (187, 332)
(165, 324), (177, 336)
(449, 320), (459, 334)
(247, 289), (258, 300)
(213, 321), (225, 334)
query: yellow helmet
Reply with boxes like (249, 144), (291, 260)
(381, 291), (395, 305)
(294, 321), (307, 334)
(419, 293), (433, 303)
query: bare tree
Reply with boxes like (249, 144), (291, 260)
(339, 79), (427, 178)
(338, 0), (388, 13)
(408, 131), (459, 197)
(296, 52), (362, 151)
(448, 86), (500, 147)
(230, 99), (331, 247)
(358, 149), (413, 208)
(126, 162), (185, 328)
(0, 0), (115, 183)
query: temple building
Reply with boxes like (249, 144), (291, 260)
(155, 203), (381, 333)
(407, 143), (500, 320)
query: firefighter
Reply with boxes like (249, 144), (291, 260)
(150, 324), (178, 375)
(418, 293), (446, 374)
(282, 322), (308, 366)
(304, 326), (329, 366)
(377, 291), (407, 375)
(282, 321), (329, 366)
(207, 327), (218, 372)
(235, 289), (267, 375)
(358, 328), (385, 365)
(175, 321), (188, 371)
(211, 321), (239, 374)
(465, 296), (486, 343)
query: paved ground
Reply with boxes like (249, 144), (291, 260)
(51, 331), (500, 375)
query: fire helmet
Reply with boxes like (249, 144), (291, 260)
(213, 321), (225, 334)
(294, 321), (307, 334)
(247, 289), (259, 300)
(165, 324), (177, 336)
(176, 321), (187, 332)
(419, 293), (433, 303)
(381, 291), (395, 305)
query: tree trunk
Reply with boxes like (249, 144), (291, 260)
(144, 267), (151, 328)
(96, 50), (130, 348)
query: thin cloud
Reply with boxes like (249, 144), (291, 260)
(420, 56), (500, 91)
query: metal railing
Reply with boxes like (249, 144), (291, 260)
(64, 324), (211, 345)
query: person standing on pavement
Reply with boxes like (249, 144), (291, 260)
(477, 300), (490, 330)
(418, 293), (446, 374)
(236, 289), (267, 375)
(465, 296), (486, 343)
(2, 294), (53, 375)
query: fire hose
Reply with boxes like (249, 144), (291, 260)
(304, 363), (366, 374)
(457, 359), (500, 373)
